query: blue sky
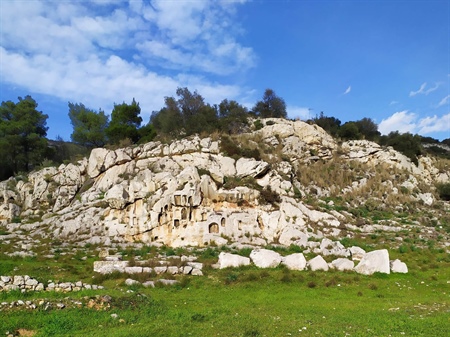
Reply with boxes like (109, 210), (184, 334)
(1, 0), (449, 141)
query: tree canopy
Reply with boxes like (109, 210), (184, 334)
(68, 102), (109, 148)
(105, 99), (142, 144)
(151, 87), (219, 137)
(252, 89), (287, 118)
(0, 96), (49, 179)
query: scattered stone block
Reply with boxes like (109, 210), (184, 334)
(308, 255), (329, 271)
(125, 278), (140, 286)
(330, 258), (354, 271)
(355, 249), (390, 275)
(390, 259), (408, 273)
(282, 253), (307, 271)
(250, 248), (282, 268)
(217, 252), (251, 269)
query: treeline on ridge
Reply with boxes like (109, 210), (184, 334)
(0, 88), (449, 182)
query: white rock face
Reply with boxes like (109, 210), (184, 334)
(282, 253), (307, 271)
(217, 252), (251, 269)
(250, 248), (282, 268)
(330, 258), (354, 271)
(235, 158), (270, 178)
(308, 255), (329, 271)
(105, 185), (129, 209)
(354, 249), (390, 275)
(390, 259), (408, 273)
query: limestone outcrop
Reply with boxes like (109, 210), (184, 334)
(0, 118), (448, 256)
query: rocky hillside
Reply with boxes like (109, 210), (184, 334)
(1, 118), (449, 255)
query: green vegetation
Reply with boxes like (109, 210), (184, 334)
(0, 96), (49, 180)
(436, 182), (450, 201)
(105, 98), (142, 145)
(0, 243), (448, 337)
(68, 102), (109, 148)
(251, 88), (287, 118)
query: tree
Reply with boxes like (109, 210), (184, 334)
(252, 89), (287, 118)
(354, 118), (380, 141)
(68, 102), (109, 148)
(151, 96), (183, 137)
(217, 99), (249, 134)
(338, 122), (361, 140)
(151, 87), (218, 137)
(0, 96), (49, 179)
(137, 122), (157, 144)
(312, 112), (341, 137)
(379, 131), (422, 165)
(106, 98), (142, 144)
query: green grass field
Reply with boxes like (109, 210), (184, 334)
(1, 245), (449, 337)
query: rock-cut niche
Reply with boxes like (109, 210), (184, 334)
(208, 222), (219, 234)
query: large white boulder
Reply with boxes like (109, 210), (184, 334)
(330, 258), (354, 271)
(282, 253), (307, 271)
(354, 249), (390, 275)
(217, 252), (251, 269)
(390, 259), (408, 273)
(250, 248), (282, 268)
(308, 255), (329, 271)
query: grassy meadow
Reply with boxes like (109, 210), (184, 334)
(0, 243), (449, 337)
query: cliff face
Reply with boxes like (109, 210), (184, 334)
(1, 119), (449, 250)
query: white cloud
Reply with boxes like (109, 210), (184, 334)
(437, 95), (450, 107)
(343, 86), (351, 95)
(379, 111), (417, 134)
(409, 82), (440, 97)
(287, 106), (311, 120)
(379, 111), (450, 136)
(417, 113), (450, 134)
(389, 100), (399, 105)
(0, 0), (254, 117)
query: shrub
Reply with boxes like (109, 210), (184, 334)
(436, 183), (450, 201)
(258, 186), (281, 206)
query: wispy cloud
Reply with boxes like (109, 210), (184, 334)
(409, 82), (440, 97)
(437, 95), (450, 107)
(379, 110), (450, 136)
(389, 100), (399, 106)
(0, 0), (254, 117)
(343, 86), (351, 95)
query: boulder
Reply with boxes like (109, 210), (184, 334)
(217, 252), (251, 269)
(349, 246), (366, 261)
(125, 278), (140, 286)
(282, 253), (307, 271)
(250, 249), (282, 268)
(354, 249), (390, 275)
(235, 158), (270, 179)
(308, 255), (329, 271)
(330, 258), (354, 271)
(390, 259), (408, 273)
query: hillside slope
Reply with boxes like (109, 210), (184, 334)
(1, 118), (449, 255)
